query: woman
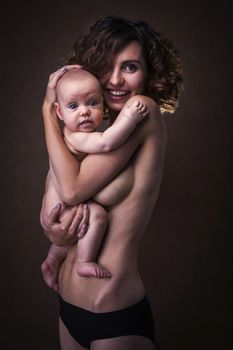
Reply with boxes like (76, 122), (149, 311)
(41, 15), (183, 350)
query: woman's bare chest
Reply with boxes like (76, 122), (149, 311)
(93, 165), (134, 207)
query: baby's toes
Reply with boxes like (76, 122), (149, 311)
(140, 102), (147, 112)
(143, 105), (148, 114)
(133, 100), (140, 109)
(142, 110), (149, 118)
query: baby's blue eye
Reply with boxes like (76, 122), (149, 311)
(68, 102), (78, 109)
(88, 100), (98, 107)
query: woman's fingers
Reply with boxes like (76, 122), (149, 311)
(49, 65), (82, 84)
(68, 204), (85, 235)
(63, 64), (83, 70)
(47, 66), (68, 89)
(46, 202), (62, 229)
(44, 65), (83, 105)
(58, 203), (89, 240)
(60, 206), (80, 234)
(77, 203), (90, 239)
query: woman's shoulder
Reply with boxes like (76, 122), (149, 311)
(126, 94), (156, 104)
(126, 95), (166, 143)
(126, 95), (160, 119)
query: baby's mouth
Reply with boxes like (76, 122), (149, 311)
(79, 119), (93, 125)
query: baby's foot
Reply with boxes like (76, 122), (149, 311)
(124, 100), (148, 123)
(77, 262), (111, 278)
(41, 258), (60, 292)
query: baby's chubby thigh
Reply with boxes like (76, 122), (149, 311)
(87, 200), (108, 231)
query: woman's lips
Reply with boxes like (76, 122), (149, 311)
(104, 89), (130, 101)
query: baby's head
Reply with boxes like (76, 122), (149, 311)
(56, 68), (103, 101)
(54, 68), (104, 132)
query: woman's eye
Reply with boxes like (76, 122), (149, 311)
(68, 103), (78, 109)
(123, 63), (137, 73)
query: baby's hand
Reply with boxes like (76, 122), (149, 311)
(124, 100), (148, 123)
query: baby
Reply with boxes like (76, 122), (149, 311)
(41, 68), (148, 290)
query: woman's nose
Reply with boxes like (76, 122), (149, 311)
(108, 69), (123, 86)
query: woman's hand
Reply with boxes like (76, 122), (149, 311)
(42, 65), (82, 113)
(41, 202), (89, 246)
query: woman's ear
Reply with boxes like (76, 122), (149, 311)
(54, 102), (63, 120)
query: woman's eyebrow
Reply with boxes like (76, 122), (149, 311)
(122, 60), (142, 64)
(121, 60), (143, 66)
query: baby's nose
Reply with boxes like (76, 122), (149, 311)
(79, 105), (90, 116)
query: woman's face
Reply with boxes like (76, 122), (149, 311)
(99, 41), (147, 113)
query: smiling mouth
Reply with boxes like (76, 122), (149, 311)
(105, 89), (129, 99)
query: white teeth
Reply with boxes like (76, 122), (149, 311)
(109, 90), (127, 96)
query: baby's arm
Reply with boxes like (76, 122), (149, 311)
(64, 100), (148, 154)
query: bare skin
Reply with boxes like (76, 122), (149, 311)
(56, 99), (165, 349)
(41, 67), (149, 284)
(42, 95), (166, 350)
(41, 43), (167, 349)
(40, 178), (90, 290)
(41, 244), (68, 292)
(75, 201), (110, 278)
(59, 100), (166, 309)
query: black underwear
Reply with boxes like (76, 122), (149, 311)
(59, 294), (159, 349)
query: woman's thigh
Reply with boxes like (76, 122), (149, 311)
(91, 335), (157, 350)
(59, 318), (87, 350)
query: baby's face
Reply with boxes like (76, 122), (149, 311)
(55, 76), (104, 133)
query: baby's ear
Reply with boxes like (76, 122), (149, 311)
(54, 102), (63, 120)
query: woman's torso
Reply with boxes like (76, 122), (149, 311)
(59, 112), (166, 312)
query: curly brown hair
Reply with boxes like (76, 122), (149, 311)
(66, 16), (183, 113)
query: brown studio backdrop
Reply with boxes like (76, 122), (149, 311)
(1, 1), (232, 349)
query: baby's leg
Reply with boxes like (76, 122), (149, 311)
(41, 244), (68, 291)
(76, 201), (110, 278)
